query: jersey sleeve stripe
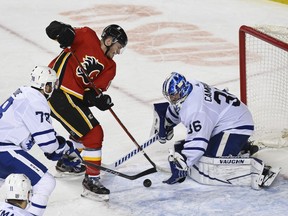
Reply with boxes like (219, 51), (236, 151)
(32, 129), (55, 138)
(184, 147), (206, 153)
(38, 138), (57, 147)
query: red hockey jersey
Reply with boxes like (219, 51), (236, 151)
(48, 27), (116, 99)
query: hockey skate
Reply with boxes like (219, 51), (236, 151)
(252, 164), (281, 190)
(55, 156), (86, 178)
(81, 175), (110, 202)
(260, 166), (281, 187)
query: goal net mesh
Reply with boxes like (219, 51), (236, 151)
(240, 25), (288, 148)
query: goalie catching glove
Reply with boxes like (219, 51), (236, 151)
(151, 102), (175, 144)
(83, 88), (114, 111)
(163, 150), (188, 184)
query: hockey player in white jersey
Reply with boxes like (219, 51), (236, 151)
(0, 174), (34, 216)
(0, 66), (80, 215)
(153, 72), (280, 190)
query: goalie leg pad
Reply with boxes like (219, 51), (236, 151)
(188, 156), (279, 190)
(189, 156), (254, 187)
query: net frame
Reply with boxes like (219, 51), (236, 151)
(239, 25), (288, 147)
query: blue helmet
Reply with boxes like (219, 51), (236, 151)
(162, 72), (192, 105)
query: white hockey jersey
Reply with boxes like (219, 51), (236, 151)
(166, 80), (254, 167)
(0, 87), (59, 154)
(0, 202), (34, 216)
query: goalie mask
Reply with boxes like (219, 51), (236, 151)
(5, 174), (32, 201)
(162, 72), (192, 105)
(30, 66), (59, 99)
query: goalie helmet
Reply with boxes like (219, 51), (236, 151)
(101, 24), (128, 48)
(4, 174), (32, 201)
(30, 66), (58, 99)
(162, 72), (192, 105)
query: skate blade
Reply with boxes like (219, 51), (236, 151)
(81, 188), (109, 202)
(54, 170), (85, 178)
(262, 167), (281, 187)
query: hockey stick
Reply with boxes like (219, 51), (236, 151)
(81, 160), (156, 180)
(68, 49), (157, 171)
(69, 145), (157, 180)
(108, 134), (159, 168)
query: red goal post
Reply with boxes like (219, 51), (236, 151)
(239, 25), (288, 147)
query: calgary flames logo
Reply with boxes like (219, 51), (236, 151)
(76, 55), (104, 85)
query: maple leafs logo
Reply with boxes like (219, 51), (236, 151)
(76, 55), (104, 85)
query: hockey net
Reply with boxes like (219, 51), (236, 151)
(239, 25), (288, 148)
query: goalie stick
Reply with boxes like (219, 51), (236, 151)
(68, 48), (157, 171)
(68, 144), (157, 180)
(103, 134), (172, 173)
(108, 134), (159, 168)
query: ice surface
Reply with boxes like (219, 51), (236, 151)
(0, 0), (288, 215)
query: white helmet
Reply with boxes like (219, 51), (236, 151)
(4, 174), (32, 201)
(30, 66), (58, 99)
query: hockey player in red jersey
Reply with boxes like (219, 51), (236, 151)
(46, 20), (128, 201)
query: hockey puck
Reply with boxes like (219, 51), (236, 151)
(143, 179), (152, 187)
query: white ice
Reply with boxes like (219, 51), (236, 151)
(0, 0), (288, 215)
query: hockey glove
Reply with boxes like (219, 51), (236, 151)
(44, 136), (80, 162)
(44, 136), (70, 161)
(163, 150), (188, 184)
(83, 88), (114, 111)
(46, 20), (75, 48)
(61, 154), (82, 168)
(60, 140), (82, 167)
(151, 102), (175, 144)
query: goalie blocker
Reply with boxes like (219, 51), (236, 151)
(188, 156), (281, 190)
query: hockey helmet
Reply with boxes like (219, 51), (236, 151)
(30, 66), (58, 99)
(4, 174), (32, 201)
(162, 72), (192, 105)
(101, 24), (128, 48)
